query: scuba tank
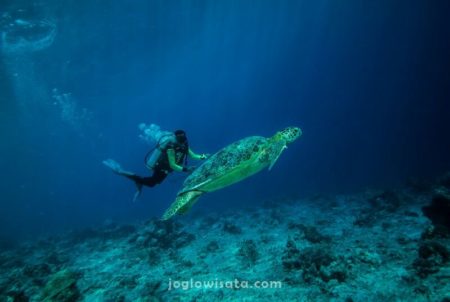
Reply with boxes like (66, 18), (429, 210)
(144, 134), (176, 170)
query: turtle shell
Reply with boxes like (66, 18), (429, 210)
(182, 136), (268, 192)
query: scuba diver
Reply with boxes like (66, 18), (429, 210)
(103, 129), (209, 201)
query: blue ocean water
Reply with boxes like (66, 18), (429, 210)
(0, 1), (450, 300)
(0, 0), (450, 302)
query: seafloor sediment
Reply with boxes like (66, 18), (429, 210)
(1, 175), (449, 302)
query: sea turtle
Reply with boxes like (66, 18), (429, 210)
(161, 127), (302, 220)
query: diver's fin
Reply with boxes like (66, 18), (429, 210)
(268, 145), (287, 171)
(103, 159), (143, 202)
(102, 159), (135, 176)
(132, 183), (143, 203)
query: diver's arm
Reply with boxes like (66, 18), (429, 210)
(188, 148), (208, 160)
(167, 149), (184, 172)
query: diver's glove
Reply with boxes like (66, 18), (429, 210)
(182, 166), (196, 173)
(200, 153), (210, 160)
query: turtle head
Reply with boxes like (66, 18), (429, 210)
(266, 127), (302, 171)
(276, 127), (302, 144)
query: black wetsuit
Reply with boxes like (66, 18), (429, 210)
(127, 169), (169, 187)
(128, 140), (188, 187)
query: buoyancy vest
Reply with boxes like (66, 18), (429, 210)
(144, 134), (188, 171)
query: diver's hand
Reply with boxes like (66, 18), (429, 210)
(200, 153), (210, 160)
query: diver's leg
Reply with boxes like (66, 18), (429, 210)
(128, 170), (168, 202)
(103, 159), (142, 202)
(137, 170), (168, 187)
(152, 169), (169, 185)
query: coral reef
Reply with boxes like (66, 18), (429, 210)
(288, 223), (331, 244)
(282, 240), (346, 285)
(413, 240), (449, 278)
(0, 174), (449, 301)
(41, 270), (80, 302)
(222, 221), (242, 235)
(422, 192), (450, 232)
(237, 240), (259, 267)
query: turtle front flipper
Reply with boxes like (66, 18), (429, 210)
(267, 127), (301, 170)
(161, 190), (204, 220)
(265, 139), (288, 171)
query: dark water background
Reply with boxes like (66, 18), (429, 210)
(1, 0), (449, 242)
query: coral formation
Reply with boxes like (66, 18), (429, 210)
(413, 240), (449, 278)
(237, 240), (259, 267)
(223, 221), (243, 235)
(422, 192), (450, 232)
(41, 270), (80, 302)
(0, 174), (449, 300)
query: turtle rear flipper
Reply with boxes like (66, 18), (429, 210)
(161, 190), (204, 220)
